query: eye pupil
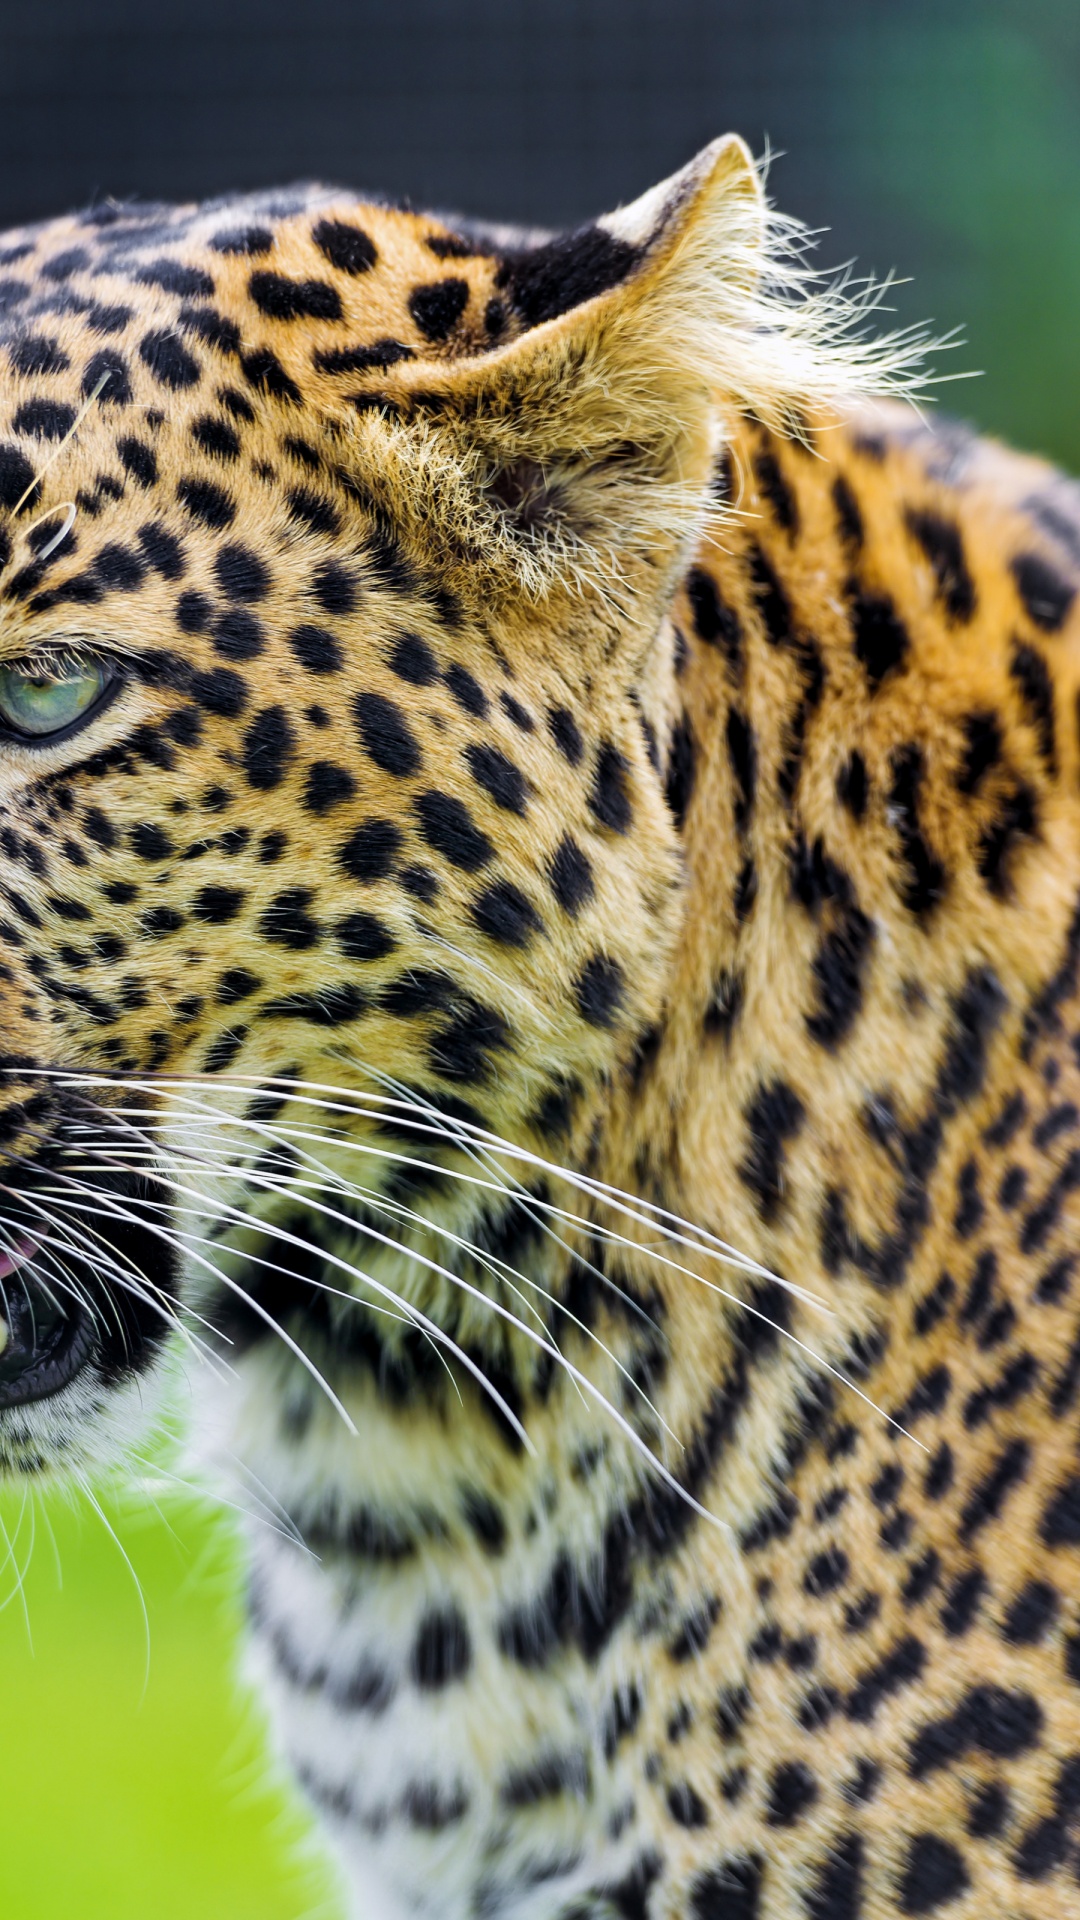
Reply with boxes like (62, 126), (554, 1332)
(0, 659), (110, 739)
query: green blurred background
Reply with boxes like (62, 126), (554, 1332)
(0, 1), (1078, 1914)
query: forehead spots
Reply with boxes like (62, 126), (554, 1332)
(314, 338), (412, 377)
(117, 436), (156, 485)
(241, 346), (301, 405)
(465, 742), (527, 815)
(13, 398), (76, 440)
(409, 278), (470, 342)
(139, 328), (200, 390)
(10, 333), (69, 376)
(192, 415), (240, 460)
(354, 691), (422, 777)
(289, 623), (342, 673)
(242, 706), (294, 790)
(445, 664), (488, 717)
(312, 219), (377, 276)
(214, 608), (265, 660)
(338, 818), (402, 883)
(391, 633), (438, 685)
(304, 761), (356, 815)
(259, 887), (320, 949)
(177, 476), (235, 528)
(214, 543), (269, 601)
(248, 272), (343, 323)
(311, 560), (356, 616)
(416, 790), (493, 872)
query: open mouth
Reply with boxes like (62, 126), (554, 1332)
(0, 1159), (181, 1413)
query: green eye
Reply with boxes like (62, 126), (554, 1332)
(0, 658), (112, 739)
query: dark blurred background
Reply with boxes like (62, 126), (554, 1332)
(0, 0), (1077, 467)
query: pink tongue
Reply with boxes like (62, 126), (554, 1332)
(0, 1235), (40, 1281)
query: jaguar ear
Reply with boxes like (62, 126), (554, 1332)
(346, 135), (915, 620)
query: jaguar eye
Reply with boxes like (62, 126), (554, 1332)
(0, 656), (112, 739)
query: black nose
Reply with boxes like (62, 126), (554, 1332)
(0, 1271), (92, 1408)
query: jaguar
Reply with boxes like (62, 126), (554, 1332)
(0, 133), (1078, 1920)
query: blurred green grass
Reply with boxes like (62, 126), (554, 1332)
(0, 1483), (344, 1920)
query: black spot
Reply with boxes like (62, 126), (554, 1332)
(1011, 551), (1076, 632)
(664, 714), (696, 829)
(1003, 1580), (1058, 1645)
(667, 1781), (709, 1828)
(898, 1835), (968, 1914)
(190, 667), (247, 717)
(575, 954), (625, 1028)
(685, 566), (743, 669)
(836, 751), (868, 820)
(747, 542), (792, 645)
(500, 692), (533, 732)
(472, 880), (539, 947)
(499, 226), (640, 327)
(139, 905), (184, 939)
(263, 985), (367, 1027)
(241, 346), (301, 405)
(289, 623), (342, 674)
(967, 1782), (1009, 1839)
(311, 561), (356, 616)
(248, 271), (342, 322)
(1010, 641), (1057, 770)
(589, 743), (632, 834)
(429, 998), (509, 1084)
(177, 477), (235, 528)
(465, 742), (527, 814)
(804, 1547), (849, 1596)
(766, 1761), (817, 1826)
(258, 888), (320, 950)
(0, 444), (36, 509)
(314, 338), (412, 376)
(215, 544), (269, 603)
(977, 780), (1039, 898)
(192, 884), (245, 925)
(213, 608), (265, 661)
(312, 220), (377, 275)
(304, 762), (356, 816)
(177, 305), (241, 355)
(204, 1026), (248, 1073)
(12, 399), (76, 440)
(846, 1634), (924, 1723)
(242, 707), (294, 791)
(805, 1834), (862, 1920)
(338, 819), (401, 884)
(726, 709), (756, 832)
(391, 634), (437, 685)
(667, 1595), (721, 1663)
(889, 745), (946, 917)
(337, 911), (395, 963)
(139, 329), (200, 390)
(1041, 1474), (1080, 1546)
(409, 278), (469, 340)
(548, 706), (584, 764)
(442, 663), (488, 716)
(95, 543), (145, 591)
(549, 836), (594, 916)
(209, 226), (273, 256)
(688, 1856), (762, 1920)
(285, 486), (339, 535)
(217, 967), (261, 1004)
(754, 447), (798, 534)
(9, 333), (69, 376)
(906, 508), (976, 622)
(832, 474), (864, 552)
(354, 691), (421, 777)
(84, 347), (131, 404)
(704, 969), (744, 1039)
(129, 822), (171, 861)
(806, 903), (875, 1049)
(415, 790), (493, 871)
(850, 582), (909, 685)
(739, 1080), (804, 1221)
(135, 258), (214, 299)
(960, 1438), (1030, 1542)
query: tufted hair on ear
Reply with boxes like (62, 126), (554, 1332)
(333, 135), (928, 622)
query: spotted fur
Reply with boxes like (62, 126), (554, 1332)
(0, 137), (1079, 1920)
